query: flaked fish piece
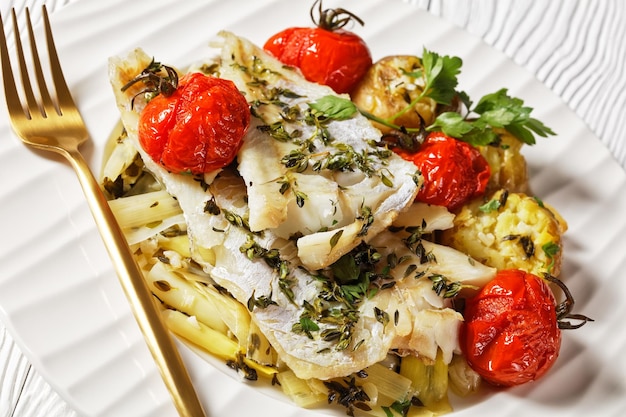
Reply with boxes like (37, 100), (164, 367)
(213, 31), (421, 270)
(108, 37), (496, 381)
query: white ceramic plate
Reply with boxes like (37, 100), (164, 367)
(1, 0), (625, 416)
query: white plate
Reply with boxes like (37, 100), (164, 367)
(1, 0), (625, 416)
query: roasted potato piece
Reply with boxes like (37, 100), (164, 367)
(351, 55), (437, 133)
(440, 189), (567, 277)
(478, 129), (529, 194)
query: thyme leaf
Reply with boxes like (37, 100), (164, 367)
(324, 377), (371, 416)
(356, 204), (374, 237)
(203, 197), (221, 215)
(276, 174), (309, 207)
(240, 236), (295, 303)
(374, 307), (390, 328)
(247, 291), (278, 312)
(226, 352), (258, 381)
(429, 274), (463, 298)
(257, 121), (296, 142)
(223, 209), (252, 232)
(479, 189), (508, 213)
(330, 230), (344, 249)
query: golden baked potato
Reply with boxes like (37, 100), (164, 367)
(351, 55), (438, 133)
(478, 129), (530, 194)
(441, 189), (567, 277)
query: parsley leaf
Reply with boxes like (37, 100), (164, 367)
(354, 48), (554, 148)
(427, 111), (474, 138)
(309, 96), (358, 120)
(473, 88), (555, 145)
(292, 316), (320, 339)
(479, 198), (502, 213)
(542, 241), (560, 273)
(421, 48), (463, 105)
(428, 88), (556, 146)
(332, 253), (359, 284)
(360, 48), (463, 130)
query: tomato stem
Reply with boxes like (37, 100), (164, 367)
(311, 0), (365, 31)
(375, 114), (428, 153)
(544, 274), (594, 330)
(120, 58), (179, 108)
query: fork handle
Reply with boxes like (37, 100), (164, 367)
(65, 148), (207, 417)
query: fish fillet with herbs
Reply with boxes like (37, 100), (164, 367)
(108, 31), (496, 380)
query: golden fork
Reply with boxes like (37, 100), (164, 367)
(0, 7), (207, 417)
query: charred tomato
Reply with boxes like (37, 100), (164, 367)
(460, 269), (561, 387)
(138, 72), (250, 175)
(394, 131), (490, 211)
(263, 0), (372, 94)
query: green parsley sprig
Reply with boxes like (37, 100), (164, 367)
(360, 48), (461, 131)
(409, 48), (462, 106)
(429, 88), (556, 146)
(355, 47), (555, 148)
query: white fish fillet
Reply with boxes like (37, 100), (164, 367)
(213, 31), (421, 270)
(108, 33), (496, 380)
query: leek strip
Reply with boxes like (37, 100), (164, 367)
(159, 265), (252, 347)
(242, 357), (277, 378)
(147, 262), (230, 335)
(447, 354), (481, 397)
(364, 363), (412, 404)
(101, 133), (136, 182)
(189, 278), (251, 346)
(109, 189), (182, 229)
(162, 309), (240, 361)
(159, 234), (192, 258)
(246, 320), (275, 367)
(393, 202), (455, 232)
(400, 353), (452, 414)
(276, 370), (327, 408)
(124, 213), (186, 246)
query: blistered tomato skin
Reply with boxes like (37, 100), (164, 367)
(461, 269), (561, 387)
(264, 27), (372, 94)
(395, 132), (490, 211)
(138, 72), (250, 175)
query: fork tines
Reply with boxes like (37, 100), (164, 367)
(0, 6), (75, 122)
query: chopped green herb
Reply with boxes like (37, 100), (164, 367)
(330, 230), (344, 249)
(542, 241), (560, 273)
(420, 48), (463, 105)
(356, 204), (374, 237)
(308, 96), (358, 120)
(479, 198), (501, 213)
(203, 197), (221, 215)
(429, 88), (556, 146)
(381, 398), (412, 417)
(247, 291), (278, 311)
(429, 274), (463, 298)
(374, 307), (390, 328)
(292, 316), (320, 339)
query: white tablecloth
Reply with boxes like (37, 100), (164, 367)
(1, 1), (624, 416)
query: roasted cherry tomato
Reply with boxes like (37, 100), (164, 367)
(138, 72), (250, 175)
(460, 269), (561, 387)
(394, 131), (490, 211)
(263, 0), (372, 94)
